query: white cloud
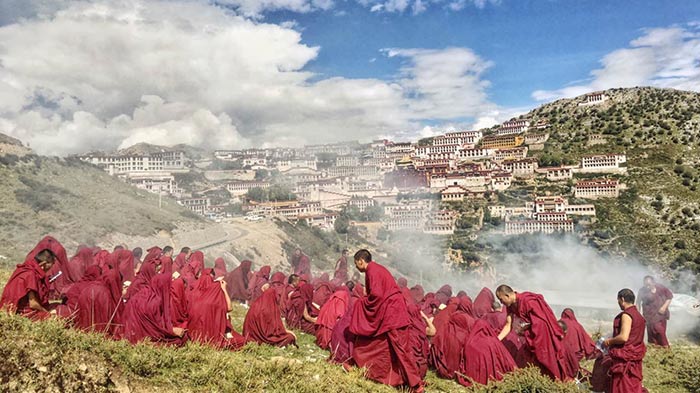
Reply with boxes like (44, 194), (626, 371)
(365, 0), (499, 14)
(532, 24), (700, 101)
(0, 0), (500, 155)
(215, 0), (334, 18)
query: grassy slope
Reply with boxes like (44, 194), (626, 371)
(0, 155), (202, 267)
(526, 87), (700, 269)
(0, 271), (698, 393)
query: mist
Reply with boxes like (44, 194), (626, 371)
(387, 232), (700, 340)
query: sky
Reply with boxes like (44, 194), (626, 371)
(0, 0), (699, 155)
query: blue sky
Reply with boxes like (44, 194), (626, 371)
(262, 0), (700, 108)
(0, 0), (699, 154)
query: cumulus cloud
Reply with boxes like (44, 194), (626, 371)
(215, 0), (334, 18)
(364, 0), (499, 14)
(532, 24), (700, 101)
(0, 0), (499, 155)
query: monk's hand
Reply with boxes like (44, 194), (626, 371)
(657, 307), (666, 315)
(173, 327), (186, 337)
(220, 280), (228, 290)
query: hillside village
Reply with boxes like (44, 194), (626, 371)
(70, 90), (645, 270)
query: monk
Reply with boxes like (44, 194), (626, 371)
(110, 249), (135, 283)
(333, 249), (350, 282)
(124, 262), (157, 300)
(286, 281), (318, 334)
(495, 285), (577, 381)
(1, 237), (66, 320)
(249, 265), (271, 303)
(406, 303), (436, 380)
(349, 250), (424, 392)
(122, 273), (185, 345)
(225, 260), (252, 304)
(132, 247), (143, 274)
(269, 272), (287, 312)
(170, 275), (189, 329)
(560, 308), (598, 361)
(457, 319), (516, 387)
(637, 276), (672, 348)
(435, 284), (453, 305)
(290, 249), (311, 276)
(213, 257), (228, 279)
(243, 284), (296, 347)
(312, 273), (334, 308)
(429, 297), (475, 379)
(173, 247), (192, 273)
(329, 282), (362, 364)
(188, 269), (245, 349)
(410, 285), (424, 305)
(473, 287), (497, 318)
(315, 287), (349, 349)
(159, 246), (174, 275)
(593, 288), (648, 393)
(180, 250), (204, 288)
(483, 300), (508, 334)
(62, 266), (112, 333)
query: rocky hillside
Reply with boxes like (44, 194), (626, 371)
(519, 87), (699, 272)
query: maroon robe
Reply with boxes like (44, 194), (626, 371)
(561, 308), (598, 361)
(349, 261), (422, 389)
(410, 285), (425, 305)
(432, 297), (459, 333)
(333, 255), (349, 282)
(213, 257), (228, 278)
(429, 297), (475, 379)
(170, 277), (189, 329)
(291, 253), (311, 276)
(315, 289), (349, 349)
(225, 260), (252, 303)
(473, 287), (496, 318)
(435, 284), (453, 305)
(188, 269), (245, 349)
(286, 283), (317, 334)
(125, 262), (157, 300)
(63, 266), (112, 333)
(122, 273), (184, 345)
(312, 273), (334, 308)
(406, 303), (430, 379)
(0, 236), (67, 320)
(507, 292), (577, 381)
(109, 249), (135, 283)
(243, 288), (296, 347)
(638, 284), (672, 347)
(249, 265), (271, 303)
(173, 252), (188, 273)
(457, 319), (517, 386)
(180, 251), (204, 288)
(329, 284), (363, 363)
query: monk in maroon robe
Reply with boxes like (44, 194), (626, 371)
(286, 282), (318, 334)
(473, 287), (497, 318)
(406, 303), (435, 379)
(593, 288), (648, 393)
(124, 262), (157, 300)
(243, 286), (296, 347)
(122, 273), (185, 345)
(410, 285), (425, 305)
(312, 273), (334, 308)
(249, 265), (271, 303)
(315, 288), (349, 349)
(180, 250), (204, 287)
(429, 297), (475, 379)
(225, 260), (252, 303)
(457, 319), (516, 387)
(329, 282), (363, 363)
(269, 272), (287, 311)
(213, 257), (228, 279)
(170, 276), (189, 329)
(637, 276), (672, 348)
(432, 297), (459, 332)
(1, 237), (66, 320)
(435, 284), (452, 305)
(108, 249), (135, 283)
(495, 285), (577, 381)
(560, 308), (598, 361)
(290, 249), (311, 276)
(349, 250), (423, 391)
(62, 266), (112, 333)
(65, 246), (91, 285)
(173, 247), (191, 273)
(333, 250), (349, 282)
(188, 269), (245, 349)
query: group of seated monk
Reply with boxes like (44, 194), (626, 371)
(1, 237), (653, 393)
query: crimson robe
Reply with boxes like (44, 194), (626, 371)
(122, 273), (184, 345)
(188, 269), (245, 350)
(406, 303), (430, 379)
(0, 236), (67, 320)
(329, 284), (363, 363)
(315, 289), (349, 349)
(507, 292), (577, 381)
(180, 251), (204, 288)
(108, 249), (135, 283)
(170, 277), (189, 329)
(249, 265), (271, 303)
(173, 252), (188, 273)
(473, 287), (496, 318)
(291, 253), (311, 276)
(432, 297), (459, 333)
(457, 319), (516, 386)
(638, 284), (672, 347)
(125, 262), (157, 300)
(312, 273), (334, 309)
(243, 288), (296, 347)
(435, 284), (453, 305)
(333, 255), (348, 282)
(213, 257), (228, 278)
(349, 261), (422, 389)
(225, 260), (252, 303)
(63, 266), (112, 333)
(429, 297), (475, 379)
(561, 308), (598, 361)
(410, 285), (425, 305)
(286, 283), (317, 334)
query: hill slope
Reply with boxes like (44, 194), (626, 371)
(0, 151), (203, 266)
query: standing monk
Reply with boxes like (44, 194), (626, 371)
(495, 284), (576, 381)
(637, 276), (672, 348)
(594, 288), (647, 393)
(290, 249), (311, 277)
(333, 249), (349, 282)
(349, 250), (424, 392)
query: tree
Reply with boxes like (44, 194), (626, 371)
(334, 214), (350, 234)
(254, 169), (269, 181)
